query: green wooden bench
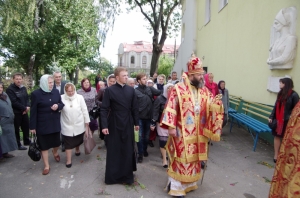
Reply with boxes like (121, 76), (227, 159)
(228, 95), (242, 114)
(229, 100), (273, 151)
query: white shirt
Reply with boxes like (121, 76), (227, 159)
(55, 83), (61, 94)
(60, 94), (90, 136)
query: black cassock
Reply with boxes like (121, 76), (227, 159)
(100, 83), (139, 184)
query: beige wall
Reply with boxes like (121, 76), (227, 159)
(196, 0), (299, 105)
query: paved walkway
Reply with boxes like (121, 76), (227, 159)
(0, 124), (274, 198)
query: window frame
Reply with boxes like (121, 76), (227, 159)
(131, 56), (135, 64)
(218, 0), (228, 12)
(205, 0), (211, 25)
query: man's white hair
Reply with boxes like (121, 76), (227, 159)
(127, 78), (134, 83)
(53, 71), (61, 76)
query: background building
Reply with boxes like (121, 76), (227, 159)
(118, 41), (179, 76)
(174, 0), (299, 105)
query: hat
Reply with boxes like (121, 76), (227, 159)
(275, 9), (288, 26)
(187, 53), (204, 75)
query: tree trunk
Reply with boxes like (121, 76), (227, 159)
(35, 63), (39, 86)
(34, 0), (43, 32)
(74, 65), (79, 86)
(67, 70), (74, 82)
(27, 54), (36, 89)
(150, 49), (161, 76)
(150, 32), (167, 76)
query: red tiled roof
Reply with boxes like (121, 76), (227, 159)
(122, 41), (179, 53)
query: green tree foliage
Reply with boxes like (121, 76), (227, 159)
(126, 0), (181, 76)
(157, 54), (174, 79)
(0, 0), (120, 87)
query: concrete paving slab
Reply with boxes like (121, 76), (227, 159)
(0, 124), (274, 198)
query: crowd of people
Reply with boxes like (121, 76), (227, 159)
(0, 54), (299, 197)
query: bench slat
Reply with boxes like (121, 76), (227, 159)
(232, 114), (264, 132)
(230, 101), (239, 106)
(243, 105), (272, 115)
(236, 113), (271, 132)
(243, 101), (273, 111)
(242, 108), (269, 120)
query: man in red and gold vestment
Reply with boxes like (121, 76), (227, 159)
(269, 101), (300, 198)
(161, 54), (224, 197)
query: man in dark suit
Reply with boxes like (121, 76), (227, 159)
(53, 71), (67, 151)
(6, 73), (31, 150)
(53, 71), (67, 95)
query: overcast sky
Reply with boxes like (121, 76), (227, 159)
(100, 6), (181, 66)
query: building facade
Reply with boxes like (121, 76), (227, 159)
(174, 0), (299, 105)
(118, 41), (179, 76)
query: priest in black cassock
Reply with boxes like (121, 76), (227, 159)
(100, 67), (139, 185)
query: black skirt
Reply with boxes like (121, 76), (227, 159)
(272, 120), (288, 138)
(37, 132), (61, 151)
(63, 133), (84, 150)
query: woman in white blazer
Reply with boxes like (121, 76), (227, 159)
(60, 83), (90, 168)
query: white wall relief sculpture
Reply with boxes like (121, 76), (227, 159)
(267, 75), (291, 93)
(267, 7), (297, 70)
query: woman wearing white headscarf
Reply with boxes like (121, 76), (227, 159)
(30, 75), (64, 175)
(60, 83), (90, 168)
(150, 83), (174, 168)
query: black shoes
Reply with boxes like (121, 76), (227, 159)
(148, 141), (154, 147)
(66, 163), (72, 168)
(143, 151), (149, 157)
(61, 144), (65, 152)
(138, 155), (143, 163)
(75, 152), (81, 156)
(201, 161), (206, 169)
(2, 153), (15, 158)
(18, 145), (27, 150)
(273, 159), (277, 163)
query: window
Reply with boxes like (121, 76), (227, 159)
(142, 56), (147, 67)
(119, 57), (122, 66)
(205, 0), (211, 25)
(131, 56), (135, 64)
(219, 0), (228, 11)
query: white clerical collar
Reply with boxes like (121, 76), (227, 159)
(116, 82), (125, 87)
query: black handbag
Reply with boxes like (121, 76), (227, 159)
(28, 134), (41, 161)
(89, 105), (100, 120)
(268, 119), (277, 130)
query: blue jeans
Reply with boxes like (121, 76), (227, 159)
(137, 119), (151, 156)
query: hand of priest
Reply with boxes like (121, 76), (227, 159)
(134, 126), (139, 131)
(168, 128), (176, 137)
(102, 128), (109, 135)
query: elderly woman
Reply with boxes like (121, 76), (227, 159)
(150, 83), (174, 168)
(60, 83), (90, 168)
(0, 82), (18, 161)
(77, 78), (98, 134)
(204, 73), (219, 97)
(218, 80), (229, 127)
(153, 74), (165, 91)
(30, 75), (64, 175)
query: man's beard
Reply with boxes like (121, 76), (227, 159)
(191, 77), (204, 88)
